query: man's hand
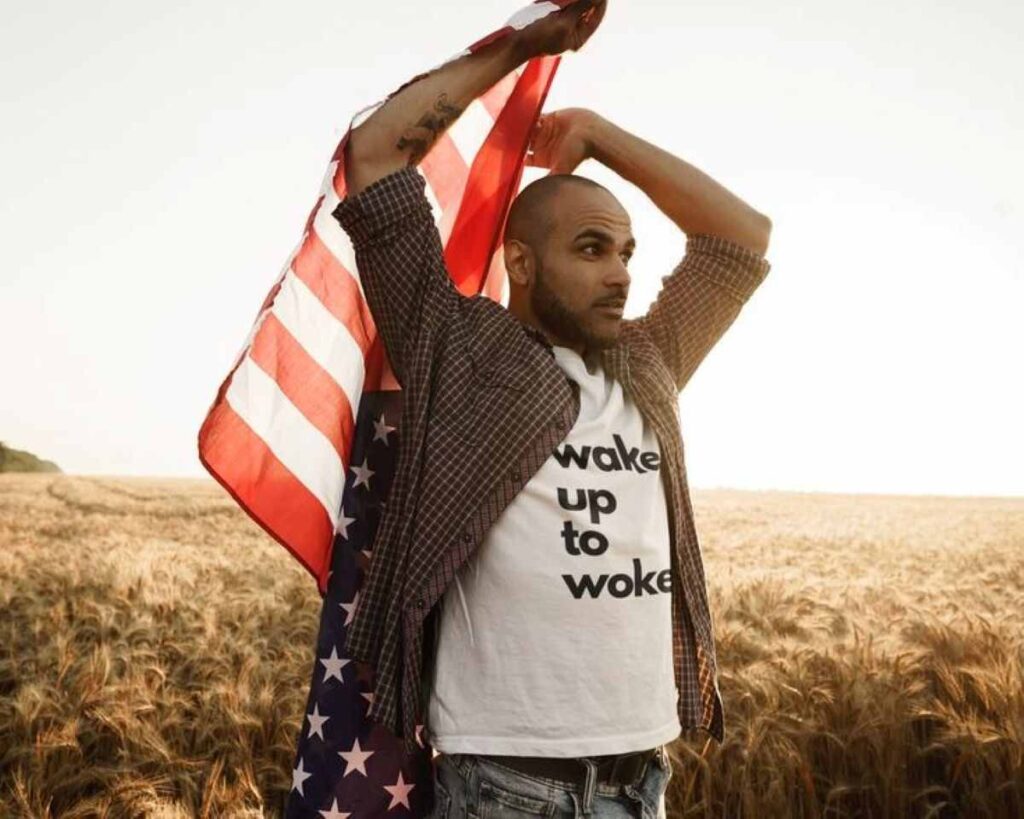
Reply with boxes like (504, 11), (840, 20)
(525, 107), (601, 175)
(345, 1), (607, 197)
(581, 113), (772, 254)
(517, 0), (608, 57)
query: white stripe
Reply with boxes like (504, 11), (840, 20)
(442, 1), (560, 65)
(448, 98), (496, 171)
(423, 177), (443, 226)
(351, 99), (384, 131)
(313, 179), (365, 302)
(314, 166), (449, 299)
(319, 158), (339, 198)
(226, 355), (343, 528)
(231, 241), (301, 373)
(505, 2), (562, 31)
(271, 269), (366, 429)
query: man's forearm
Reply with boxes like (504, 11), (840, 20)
(345, 34), (532, 197)
(585, 114), (772, 255)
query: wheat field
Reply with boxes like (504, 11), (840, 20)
(0, 474), (1021, 818)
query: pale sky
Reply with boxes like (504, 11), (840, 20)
(2, 0), (1021, 497)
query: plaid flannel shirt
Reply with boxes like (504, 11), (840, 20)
(332, 165), (771, 755)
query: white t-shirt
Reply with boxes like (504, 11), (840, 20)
(424, 344), (681, 756)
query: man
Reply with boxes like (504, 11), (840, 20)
(333, 1), (772, 815)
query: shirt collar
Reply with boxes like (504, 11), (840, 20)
(518, 317), (627, 370)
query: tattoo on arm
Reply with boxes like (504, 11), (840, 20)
(396, 92), (464, 166)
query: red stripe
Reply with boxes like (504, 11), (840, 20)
(248, 313), (356, 465)
(445, 55), (561, 295)
(198, 399), (334, 594)
(199, 9), (571, 596)
(292, 226), (376, 357)
(479, 71), (519, 120)
(321, 167), (393, 392)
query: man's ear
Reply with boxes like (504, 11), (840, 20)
(503, 239), (533, 287)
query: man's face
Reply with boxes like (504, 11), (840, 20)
(527, 185), (634, 352)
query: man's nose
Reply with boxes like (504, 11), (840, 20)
(607, 259), (631, 289)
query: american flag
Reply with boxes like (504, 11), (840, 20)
(197, 2), (585, 815)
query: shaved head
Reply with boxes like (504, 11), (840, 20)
(503, 173), (634, 359)
(503, 173), (611, 257)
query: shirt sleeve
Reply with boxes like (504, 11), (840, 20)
(631, 232), (771, 392)
(332, 165), (460, 386)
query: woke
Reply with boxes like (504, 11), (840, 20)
(561, 558), (672, 599)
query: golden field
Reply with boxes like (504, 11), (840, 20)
(0, 474), (1021, 818)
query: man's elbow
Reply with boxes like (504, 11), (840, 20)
(741, 213), (772, 257)
(344, 126), (403, 199)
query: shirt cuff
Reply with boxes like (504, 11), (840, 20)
(686, 232), (772, 302)
(331, 165), (431, 251)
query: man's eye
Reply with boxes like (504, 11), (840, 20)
(582, 245), (600, 256)
(621, 253), (632, 264)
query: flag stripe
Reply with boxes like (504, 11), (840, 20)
(296, 221), (373, 356)
(249, 313), (356, 465)
(198, 399), (335, 584)
(226, 355), (344, 531)
(445, 55), (560, 292)
(200, 0), (572, 601)
(270, 269), (367, 414)
(418, 134), (468, 215)
(447, 99), (496, 178)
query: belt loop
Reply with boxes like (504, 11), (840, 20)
(579, 757), (598, 815)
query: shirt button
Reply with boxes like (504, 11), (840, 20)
(555, 418), (566, 431)
(509, 468), (520, 481)
(416, 597), (426, 608)
(481, 368), (494, 380)
(462, 531), (473, 542)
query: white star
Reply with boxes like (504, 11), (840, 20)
(292, 758), (313, 796)
(319, 646), (350, 683)
(350, 458), (375, 490)
(338, 736), (375, 777)
(383, 770), (415, 810)
(339, 591), (359, 626)
(360, 547), (373, 562)
(373, 412), (396, 445)
(319, 797), (351, 819)
(361, 690), (375, 707)
(335, 509), (356, 540)
(306, 703), (329, 740)
(415, 723), (425, 748)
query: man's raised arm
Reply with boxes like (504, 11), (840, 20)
(332, 2), (606, 386)
(530, 107), (772, 391)
(345, 1), (607, 196)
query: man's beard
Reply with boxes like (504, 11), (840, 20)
(530, 262), (617, 353)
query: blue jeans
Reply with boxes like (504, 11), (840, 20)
(428, 746), (672, 818)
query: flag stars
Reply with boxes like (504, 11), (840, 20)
(373, 412), (396, 445)
(338, 736), (375, 777)
(350, 458), (375, 490)
(383, 770), (415, 810)
(292, 758), (313, 796)
(335, 509), (356, 540)
(319, 646), (350, 683)
(306, 703), (330, 740)
(339, 591), (359, 627)
(318, 798), (351, 819)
